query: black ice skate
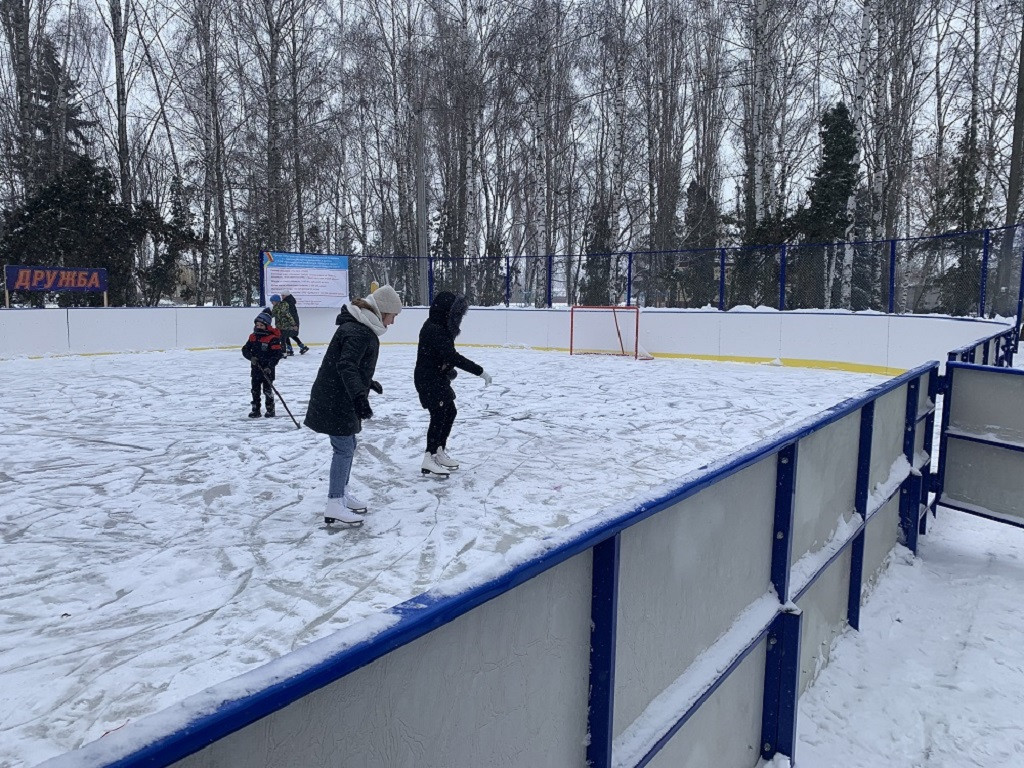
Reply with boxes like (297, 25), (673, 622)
(248, 405), (261, 418)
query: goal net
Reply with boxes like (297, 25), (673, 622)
(569, 305), (652, 360)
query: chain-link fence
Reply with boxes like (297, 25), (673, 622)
(338, 226), (1024, 328)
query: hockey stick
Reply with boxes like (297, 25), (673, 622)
(253, 361), (301, 429)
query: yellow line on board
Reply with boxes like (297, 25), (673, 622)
(16, 344), (903, 375)
(649, 351), (902, 376)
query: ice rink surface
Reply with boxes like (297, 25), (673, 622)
(0, 345), (887, 765)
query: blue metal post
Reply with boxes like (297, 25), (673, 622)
(626, 252), (634, 306)
(900, 377), (922, 553)
(504, 254), (510, 307)
(771, 444), (797, 603)
(428, 254), (435, 305)
(1016, 228), (1024, 351)
(586, 535), (620, 768)
(759, 443), (800, 764)
(540, 256), (548, 309)
(888, 239), (897, 313)
(848, 401), (874, 630)
(258, 251), (267, 306)
(718, 248), (726, 311)
(979, 228), (990, 317)
(778, 244), (787, 311)
(760, 609), (802, 764)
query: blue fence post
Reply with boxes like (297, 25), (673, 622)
(626, 252), (634, 306)
(778, 244), (787, 311)
(760, 608), (802, 764)
(888, 239), (897, 313)
(504, 254), (510, 307)
(258, 251), (267, 306)
(1016, 226), (1024, 351)
(718, 248), (726, 310)
(979, 229), (991, 317)
(848, 401), (875, 630)
(586, 535), (620, 768)
(760, 442), (800, 764)
(428, 254), (435, 305)
(900, 376), (922, 553)
(770, 443), (797, 604)
(546, 253), (553, 308)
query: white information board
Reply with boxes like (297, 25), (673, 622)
(262, 251), (349, 308)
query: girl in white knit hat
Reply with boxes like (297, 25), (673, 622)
(303, 284), (403, 526)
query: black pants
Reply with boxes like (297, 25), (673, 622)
(281, 329), (304, 354)
(250, 364), (275, 407)
(426, 401), (457, 454)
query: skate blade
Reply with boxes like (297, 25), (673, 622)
(421, 469), (450, 478)
(324, 517), (364, 527)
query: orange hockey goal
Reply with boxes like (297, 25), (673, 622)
(569, 305), (652, 360)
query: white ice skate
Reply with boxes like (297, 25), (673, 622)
(343, 492), (369, 514)
(421, 451), (451, 477)
(324, 497), (364, 527)
(434, 447), (459, 470)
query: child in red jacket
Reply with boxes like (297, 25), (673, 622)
(242, 309), (284, 417)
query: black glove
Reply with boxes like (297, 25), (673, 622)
(446, 369), (458, 381)
(353, 395), (373, 420)
(369, 380), (383, 395)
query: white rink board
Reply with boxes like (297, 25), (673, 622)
(0, 306), (1010, 371)
(796, 547), (853, 696)
(862, 496), (902, 596)
(613, 461), (776, 738)
(791, 412), (860, 563)
(172, 554), (593, 768)
(869, 387), (909, 489)
(0, 308), (67, 356)
(948, 367), (1024, 441)
(942, 440), (1024, 521)
(644, 647), (766, 768)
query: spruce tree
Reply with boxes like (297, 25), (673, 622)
(791, 102), (858, 309)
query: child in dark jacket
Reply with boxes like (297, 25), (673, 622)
(242, 309), (284, 418)
(413, 291), (491, 476)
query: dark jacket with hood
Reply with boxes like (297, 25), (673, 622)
(414, 291), (483, 409)
(282, 292), (300, 327)
(304, 305), (379, 435)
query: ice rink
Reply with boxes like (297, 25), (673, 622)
(1, 345), (889, 766)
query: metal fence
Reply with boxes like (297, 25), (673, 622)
(347, 225), (1024, 327)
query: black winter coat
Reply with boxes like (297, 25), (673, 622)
(283, 293), (300, 327)
(303, 307), (378, 435)
(414, 292), (482, 409)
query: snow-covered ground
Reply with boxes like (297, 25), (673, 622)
(797, 511), (1024, 768)
(1, 342), (1022, 767)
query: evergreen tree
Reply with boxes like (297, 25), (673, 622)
(680, 179), (718, 307)
(138, 177), (203, 306)
(936, 124), (987, 315)
(579, 199), (614, 305)
(790, 102), (858, 309)
(0, 155), (143, 305)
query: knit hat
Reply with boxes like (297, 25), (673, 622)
(269, 294), (281, 303)
(369, 284), (403, 316)
(255, 309), (273, 326)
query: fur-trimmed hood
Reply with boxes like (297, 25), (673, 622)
(428, 291), (468, 337)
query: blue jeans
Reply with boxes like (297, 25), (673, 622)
(328, 434), (357, 499)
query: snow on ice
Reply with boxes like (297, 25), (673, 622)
(1, 344), (1022, 767)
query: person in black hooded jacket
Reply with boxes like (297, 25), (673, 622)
(304, 284), (403, 526)
(414, 291), (491, 476)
